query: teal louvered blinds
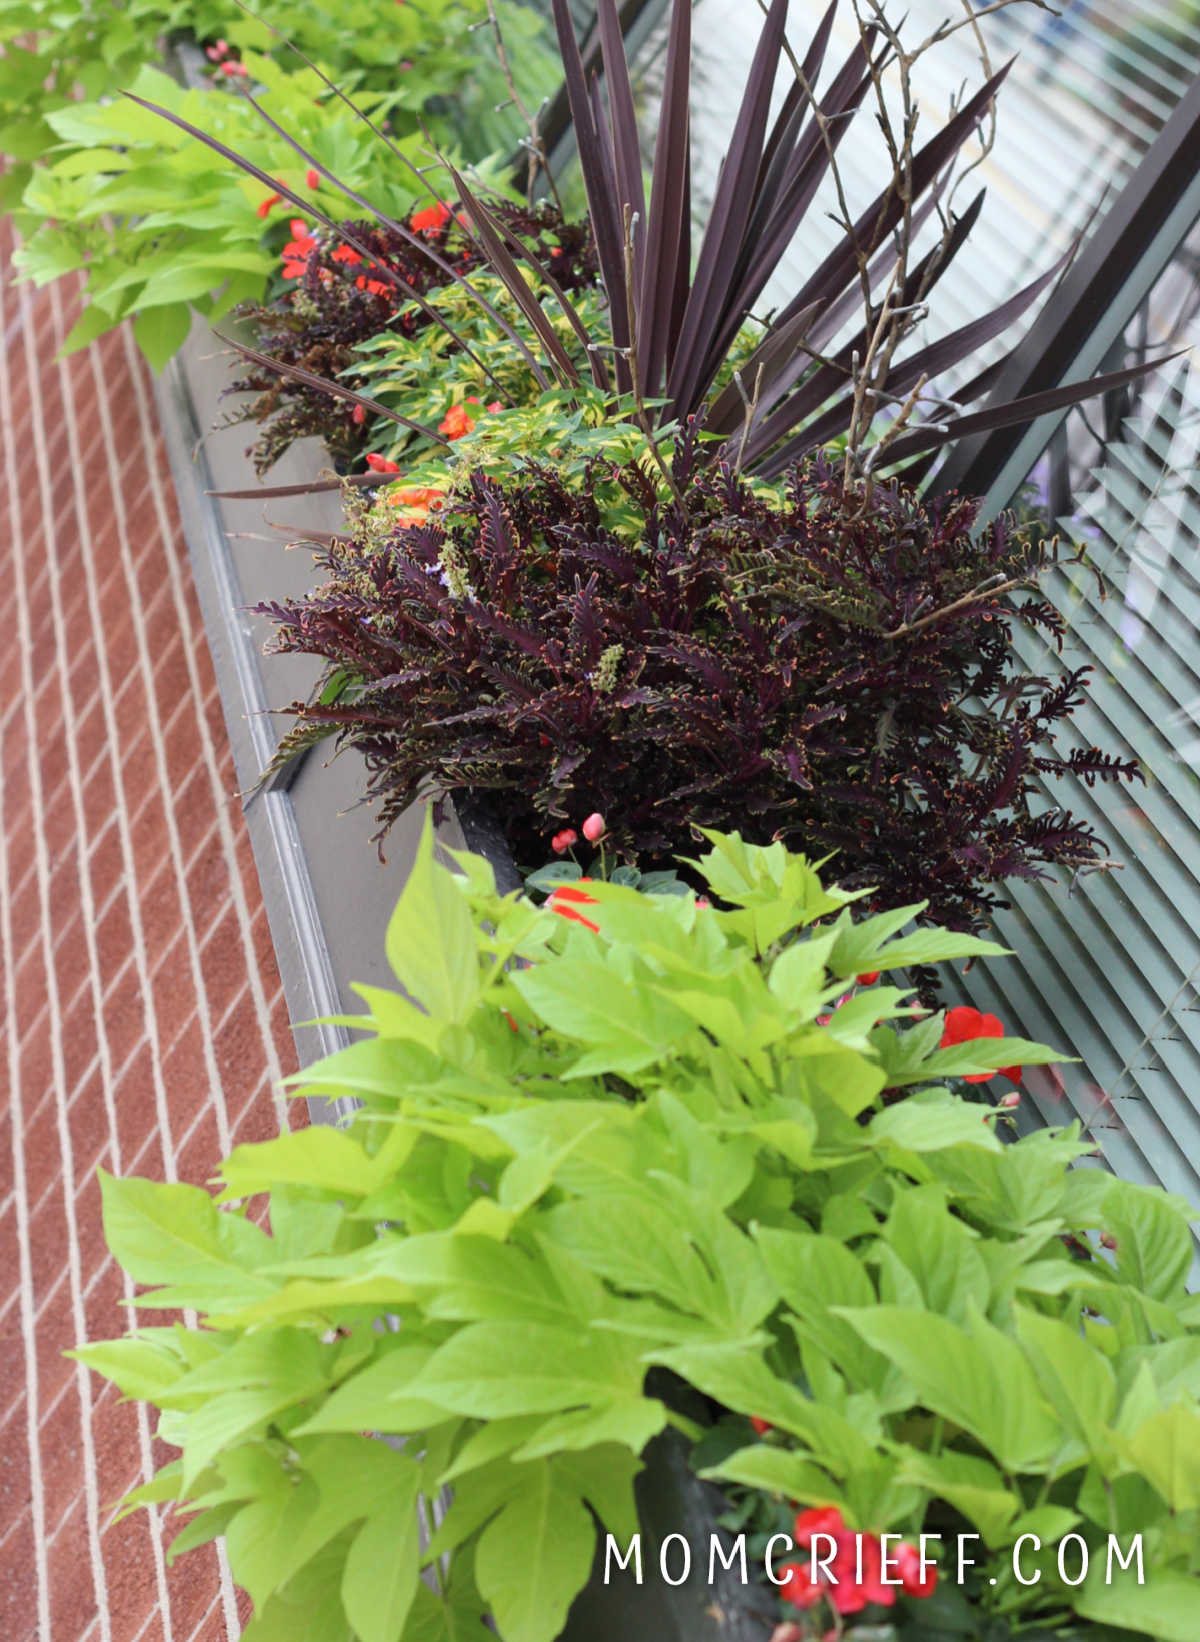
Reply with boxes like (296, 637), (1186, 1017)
(944, 359), (1200, 1204)
(575, 0), (1200, 1200)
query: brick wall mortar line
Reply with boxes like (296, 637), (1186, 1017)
(58, 272), (212, 1168)
(75, 297), (245, 1640)
(121, 329), (289, 1116)
(41, 276), (184, 1642)
(0, 273), (97, 1642)
(70, 316), (232, 1158)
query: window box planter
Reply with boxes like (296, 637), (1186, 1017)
(155, 313), (773, 1642)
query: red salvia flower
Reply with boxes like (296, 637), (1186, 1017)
(365, 453), (401, 474)
(439, 403), (476, 441)
(411, 201), (452, 233)
(256, 191), (283, 218)
(940, 1004), (1021, 1085)
(306, 168), (320, 188)
(281, 220), (318, 280)
(548, 881), (599, 933)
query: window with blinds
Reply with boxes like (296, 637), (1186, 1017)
(944, 341), (1200, 1207)
(927, 15), (1200, 1214)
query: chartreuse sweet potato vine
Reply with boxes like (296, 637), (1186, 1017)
(78, 826), (1200, 1642)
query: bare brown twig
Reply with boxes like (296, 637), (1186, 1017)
(881, 568), (1037, 640)
(483, 0), (566, 215)
(762, 0), (1045, 492)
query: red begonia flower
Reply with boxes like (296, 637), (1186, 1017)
(778, 1563), (822, 1610)
(783, 1521), (900, 1617)
(895, 1541), (938, 1598)
(794, 1507), (845, 1544)
(840, 1534), (896, 1612)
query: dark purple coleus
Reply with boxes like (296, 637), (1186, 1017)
(257, 454), (1140, 934)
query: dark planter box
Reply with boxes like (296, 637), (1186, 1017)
(154, 316), (772, 1641)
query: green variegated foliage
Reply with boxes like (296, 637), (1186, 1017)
(221, 205), (600, 474)
(79, 827), (1199, 1642)
(348, 272), (650, 508)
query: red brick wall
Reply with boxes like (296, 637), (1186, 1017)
(1, 223), (301, 1642)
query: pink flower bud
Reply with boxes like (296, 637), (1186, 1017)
(1100, 1232), (1118, 1251)
(582, 812), (605, 842)
(550, 829), (578, 855)
(999, 1091), (1021, 1108)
